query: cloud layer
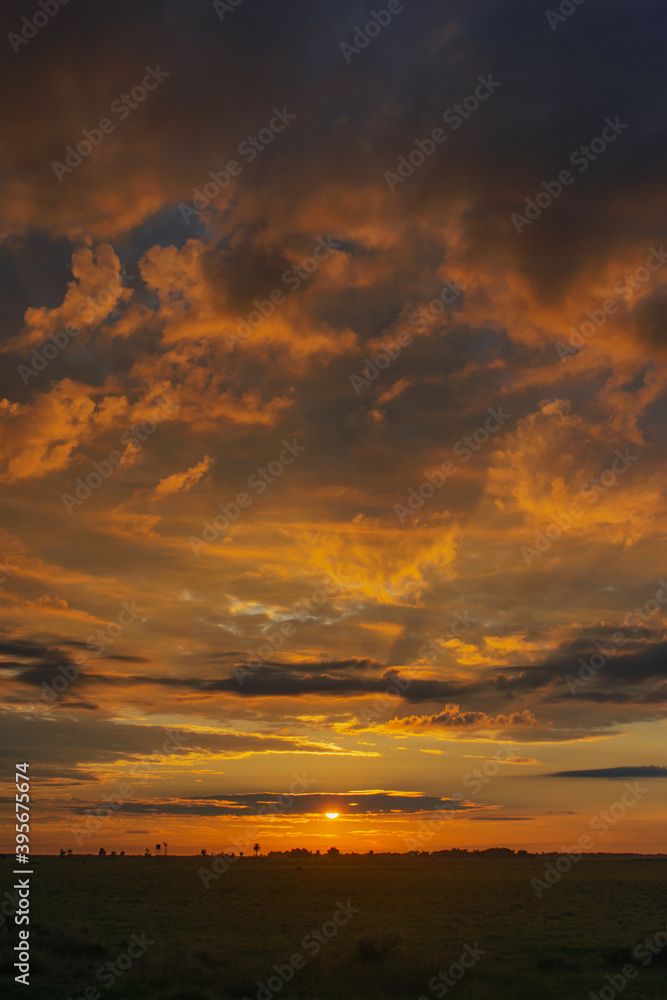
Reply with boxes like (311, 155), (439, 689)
(0, 0), (666, 853)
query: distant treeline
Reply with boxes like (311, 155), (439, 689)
(14, 848), (667, 859)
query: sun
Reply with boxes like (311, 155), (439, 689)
(325, 812), (340, 819)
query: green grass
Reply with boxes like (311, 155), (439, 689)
(1, 856), (667, 999)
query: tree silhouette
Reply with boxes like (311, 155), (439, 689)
(144, 848), (151, 857)
(98, 847), (106, 856)
(327, 846), (340, 856)
(253, 843), (260, 857)
(201, 848), (207, 856)
(120, 850), (125, 857)
(67, 849), (73, 856)
(110, 850), (117, 857)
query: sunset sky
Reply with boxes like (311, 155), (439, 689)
(1, 0), (666, 856)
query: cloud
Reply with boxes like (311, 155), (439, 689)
(69, 791), (473, 818)
(1, 0), (667, 852)
(548, 767), (667, 779)
(0, 244), (131, 353)
(388, 705), (543, 731)
(151, 455), (214, 499)
(486, 398), (661, 546)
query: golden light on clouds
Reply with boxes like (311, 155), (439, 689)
(1, 0), (667, 859)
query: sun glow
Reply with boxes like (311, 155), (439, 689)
(325, 812), (340, 819)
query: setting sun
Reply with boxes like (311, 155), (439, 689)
(325, 812), (340, 819)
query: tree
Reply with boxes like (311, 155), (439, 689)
(327, 846), (340, 856)
(144, 848), (151, 857)
(98, 847), (106, 857)
(60, 849), (65, 857)
(200, 848), (207, 856)
(120, 851), (125, 857)
(110, 850), (117, 857)
(253, 843), (260, 857)
(67, 849), (73, 856)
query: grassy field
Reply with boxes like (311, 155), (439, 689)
(1, 855), (666, 999)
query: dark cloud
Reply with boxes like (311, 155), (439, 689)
(64, 639), (667, 709)
(74, 666), (474, 701)
(548, 767), (667, 779)
(468, 816), (532, 822)
(101, 654), (150, 662)
(70, 791), (472, 818)
(222, 657), (385, 672)
(1, 0), (664, 298)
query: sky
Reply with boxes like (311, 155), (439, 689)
(1, 0), (666, 856)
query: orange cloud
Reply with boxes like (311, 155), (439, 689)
(1, 244), (132, 353)
(152, 456), (214, 499)
(389, 705), (544, 731)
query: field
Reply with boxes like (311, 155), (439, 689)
(1, 855), (667, 1000)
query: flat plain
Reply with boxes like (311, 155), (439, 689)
(1, 855), (666, 1000)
